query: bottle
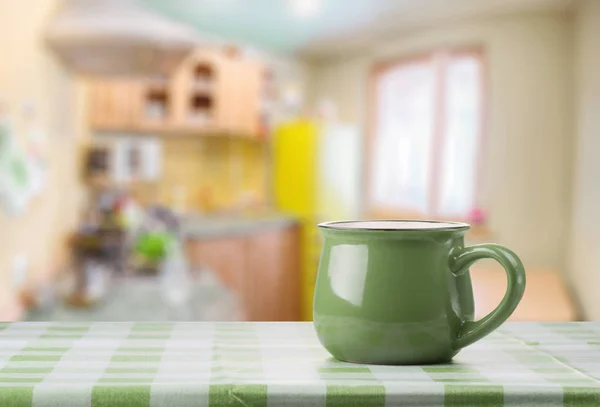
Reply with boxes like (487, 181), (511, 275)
(159, 239), (191, 311)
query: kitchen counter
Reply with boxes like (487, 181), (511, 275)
(26, 274), (241, 322)
(184, 214), (301, 321)
(181, 213), (298, 239)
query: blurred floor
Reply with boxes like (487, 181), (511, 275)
(26, 272), (241, 322)
(472, 266), (578, 322)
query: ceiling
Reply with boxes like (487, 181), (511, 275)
(139, 0), (574, 58)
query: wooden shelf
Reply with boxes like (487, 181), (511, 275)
(143, 89), (170, 123)
(193, 64), (214, 79)
(190, 95), (212, 109)
(188, 61), (215, 127)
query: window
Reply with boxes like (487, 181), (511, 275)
(368, 49), (485, 219)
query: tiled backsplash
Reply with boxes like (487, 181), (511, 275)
(144, 136), (269, 212)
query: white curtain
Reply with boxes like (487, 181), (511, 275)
(370, 53), (483, 218)
(371, 61), (436, 213)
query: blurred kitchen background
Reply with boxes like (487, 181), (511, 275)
(0, 0), (597, 322)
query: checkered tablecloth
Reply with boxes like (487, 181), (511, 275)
(0, 322), (598, 406)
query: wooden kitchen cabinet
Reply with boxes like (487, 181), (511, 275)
(171, 50), (220, 130)
(87, 48), (266, 137)
(137, 75), (176, 131)
(245, 225), (300, 321)
(226, 57), (263, 136)
(88, 80), (142, 130)
(186, 224), (301, 321)
(171, 50), (263, 135)
(187, 236), (246, 290)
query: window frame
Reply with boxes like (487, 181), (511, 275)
(365, 45), (488, 222)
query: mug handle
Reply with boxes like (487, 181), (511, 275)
(450, 244), (526, 349)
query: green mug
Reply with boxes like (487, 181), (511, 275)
(313, 220), (526, 365)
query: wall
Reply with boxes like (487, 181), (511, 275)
(308, 12), (574, 269)
(0, 0), (87, 319)
(567, 0), (600, 320)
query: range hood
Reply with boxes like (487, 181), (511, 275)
(46, 0), (200, 77)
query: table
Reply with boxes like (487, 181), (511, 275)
(0, 322), (598, 406)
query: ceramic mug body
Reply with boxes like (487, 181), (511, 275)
(313, 220), (526, 365)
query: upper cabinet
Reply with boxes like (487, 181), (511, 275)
(88, 48), (266, 138)
(171, 49), (219, 130)
(226, 57), (263, 136)
(88, 80), (143, 130)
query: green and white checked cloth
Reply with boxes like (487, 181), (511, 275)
(0, 322), (598, 406)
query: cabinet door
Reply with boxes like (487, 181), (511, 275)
(88, 80), (107, 129)
(236, 59), (263, 136)
(172, 50), (219, 130)
(214, 56), (263, 136)
(105, 81), (130, 129)
(169, 54), (192, 127)
(246, 226), (301, 321)
(279, 226), (301, 321)
(88, 80), (141, 130)
(213, 54), (237, 133)
(124, 81), (144, 128)
(190, 237), (246, 291)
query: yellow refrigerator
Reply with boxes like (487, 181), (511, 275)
(272, 119), (362, 320)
